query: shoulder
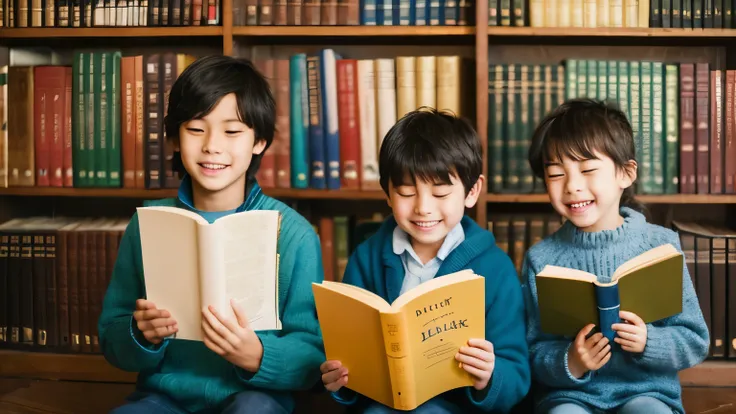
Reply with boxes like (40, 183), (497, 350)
(142, 197), (178, 208)
(524, 231), (564, 275)
(352, 216), (397, 260)
(640, 220), (682, 249)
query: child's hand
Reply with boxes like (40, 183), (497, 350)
(612, 310), (648, 353)
(202, 299), (263, 372)
(455, 338), (495, 390)
(133, 299), (178, 345)
(567, 324), (611, 379)
(320, 360), (348, 392)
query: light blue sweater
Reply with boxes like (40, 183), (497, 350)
(522, 207), (709, 414)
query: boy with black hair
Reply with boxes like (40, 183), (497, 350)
(320, 108), (530, 413)
(99, 55), (325, 414)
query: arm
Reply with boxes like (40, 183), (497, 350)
(630, 237), (710, 372)
(466, 253), (530, 412)
(235, 231), (326, 391)
(522, 256), (592, 388)
(98, 214), (168, 372)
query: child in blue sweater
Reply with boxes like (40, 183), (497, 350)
(320, 108), (530, 413)
(522, 99), (709, 414)
(99, 56), (325, 414)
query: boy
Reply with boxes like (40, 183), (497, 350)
(320, 109), (530, 413)
(99, 56), (325, 414)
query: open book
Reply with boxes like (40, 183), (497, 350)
(536, 243), (683, 340)
(137, 206), (282, 341)
(312, 270), (485, 411)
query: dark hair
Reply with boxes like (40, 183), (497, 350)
(164, 55), (276, 183)
(528, 98), (644, 212)
(378, 107), (482, 195)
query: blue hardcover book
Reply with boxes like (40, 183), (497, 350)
(319, 49), (341, 190)
(398, 0), (410, 23)
(306, 55), (326, 189)
(362, 0), (378, 24)
(289, 54), (310, 189)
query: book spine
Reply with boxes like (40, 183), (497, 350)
(594, 283), (620, 341)
(289, 54), (309, 189)
(379, 311), (417, 410)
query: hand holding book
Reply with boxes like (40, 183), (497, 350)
(567, 324), (611, 379)
(612, 310), (648, 353)
(201, 299), (265, 373)
(455, 338), (495, 391)
(133, 299), (179, 345)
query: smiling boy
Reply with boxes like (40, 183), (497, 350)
(99, 55), (325, 414)
(319, 108), (530, 413)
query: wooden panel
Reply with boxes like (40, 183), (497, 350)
(0, 378), (133, 414)
(232, 27), (474, 36)
(680, 361), (736, 387)
(0, 27), (222, 38)
(488, 27), (736, 38)
(485, 194), (736, 204)
(0, 350), (137, 383)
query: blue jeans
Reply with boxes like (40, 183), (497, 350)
(110, 390), (289, 414)
(547, 396), (674, 414)
(362, 398), (463, 414)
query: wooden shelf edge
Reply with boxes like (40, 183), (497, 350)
(487, 27), (736, 38)
(232, 26), (475, 36)
(486, 194), (736, 204)
(0, 27), (223, 38)
(0, 350), (137, 383)
(679, 361), (736, 387)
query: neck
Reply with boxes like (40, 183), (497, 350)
(411, 238), (443, 265)
(560, 206), (644, 249)
(191, 179), (247, 212)
(580, 210), (625, 232)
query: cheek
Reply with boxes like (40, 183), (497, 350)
(391, 199), (415, 218)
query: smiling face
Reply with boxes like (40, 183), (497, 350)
(544, 150), (636, 232)
(388, 174), (482, 263)
(177, 93), (266, 212)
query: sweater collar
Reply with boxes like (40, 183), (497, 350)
(176, 173), (262, 213)
(558, 206), (646, 249)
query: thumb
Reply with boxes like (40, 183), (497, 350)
(231, 299), (250, 329)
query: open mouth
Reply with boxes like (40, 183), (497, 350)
(566, 200), (594, 213)
(198, 163), (230, 174)
(412, 220), (441, 230)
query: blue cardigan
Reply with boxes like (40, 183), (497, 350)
(334, 215), (530, 413)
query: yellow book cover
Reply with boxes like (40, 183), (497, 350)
(536, 243), (683, 340)
(313, 270), (485, 411)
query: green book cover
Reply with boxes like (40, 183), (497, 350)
(94, 52), (107, 186)
(520, 65), (533, 193)
(587, 60), (597, 99)
(86, 52), (96, 187)
(504, 65), (518, 191)
(628, 61), (642, 193)
(617, 61), (629, 121)
(536, 244), (683, 339)
(72, 52), (87, 187)
(664, 64), (680, 194)
(651, 62), (665, 194)
(640, 61), (653, 194)
(107, 51), (122, 188)
(565, 59), (577, 101)
(607, 61), (618, 105)
(597, 60), (607, 101)
(489, 65), (504, 192)
(577, 60), (587, 99)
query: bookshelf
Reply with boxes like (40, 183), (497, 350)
(1, 0), (736, 408)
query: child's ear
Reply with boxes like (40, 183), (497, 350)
(619, 159), (638, 189)
(464, 175), (485, 208)
(252, 138), (267, 155)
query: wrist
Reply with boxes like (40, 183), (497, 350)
(242, 339), (264, 372)
(566, 352), (587, 379)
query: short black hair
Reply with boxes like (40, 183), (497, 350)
(378, 107), (482, 195)
(528, 98), (643, 212)
(164, 55), (275, 183)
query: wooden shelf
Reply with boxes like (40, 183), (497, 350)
(0, 27), (223, 39)
(232, 26), (475, 37)
(487, 27), (736, 38)
(486, 194), (736, 204)
(0, 186), (387, 200)
(679, 361), (736, 387)
(0, 350), (136, 383)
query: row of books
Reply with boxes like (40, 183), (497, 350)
(232, 0), (475, 25)
(0, 0), (220, 27)
(0, 52), (465, 191)
(523, 0), (736, 28)
(488, 60), (736, 196)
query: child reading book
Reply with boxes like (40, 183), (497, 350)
(99, 55), (325, 414)
(320, 108), (531, 413)
(522, 98), (709, 414)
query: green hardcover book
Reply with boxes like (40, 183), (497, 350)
(536, 243), (683, 340)
(628, 61), (641, 192)
(651, 62), (664, 194)
(577, 60), (587, 99)
(587, 60), (597, 99)
(607, 61), (618, 105)
(640, 62), (653, 194)
(664, 64), (679, 194)
(597, 60), (607, 100)
(565, 59), (577, 100)
(86, 52), (96, 187)
(489, 64), (504, 192)
(694, 0), (703, 27)
(504, 65), (518, 191)
(107, 51), (122, 187)
(72, 52), (88, 187)
(500, 0), (511, 25)
(617, 61), (630, 121)
(520, 65), (533, 193)
(94, 52), (107, 187)
(513, 0), (525, 26)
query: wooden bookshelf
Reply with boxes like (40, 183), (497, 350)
(0, 27), (223, 39)
(486, 26), (736, 38)
(0, 350), (136, 383)
(486, 194), (736, 204)
(232, 26), (475, 37)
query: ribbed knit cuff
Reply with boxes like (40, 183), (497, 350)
(129, 315), (167, 353)
(632, 326), (671, 368)
(235, 334), (281, 386)
(562, 342), (592, 385)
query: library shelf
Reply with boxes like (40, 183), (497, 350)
(0, 349), (136, 383)
(485, 194), (736, 204)
(232, 26), (475, 37)
(486, 27), (736, 38)
(0, 27), (223, 39)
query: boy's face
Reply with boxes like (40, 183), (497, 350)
(544, 150), (635, 232)
(388, 174), (482, 261)
(177, 93), (266, 210)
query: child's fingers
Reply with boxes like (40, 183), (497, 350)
(614, 337), (638, 348)
(322, 369), (348, 389)
(575, 324), (596, 345)
(136, 299), (156, 310)
(460, 361), (490, 381)
(612, 323), (638, 334)
(583, 332), (604, 350)
(619, 311), (645, 327)
(466, 339), (494, 354)
(203, 335), (226, 356)
(324, 374), (348, 392)
(614, 330), (640, 341)
(202, 307), (240, 346)
(455, 354), (489, 371)
(321, 360), (343, 373)
(587, 334), (608, 355)
(202, 319), (234, 355)
(592, 344), (611, 365)
(458, 346), (493, 362)
(593, 349), (612, 369)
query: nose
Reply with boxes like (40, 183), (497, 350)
(202, 131), (222, 154)
(413, 193), (434, 216)
(564, 171), (584, 194)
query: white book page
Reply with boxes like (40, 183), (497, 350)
(214, 210), (281, 331)
(137, 207), (203, 341)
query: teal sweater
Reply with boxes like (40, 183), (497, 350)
(335, 216), (530, 413)
(98, 179), (326, 413)
(522, 207), (710, 414)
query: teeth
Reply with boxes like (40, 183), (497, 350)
(571, 201), (592, 208)
(415, 221), (439, 228)
(202, 163), (226, 170)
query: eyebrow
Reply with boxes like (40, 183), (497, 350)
(223, 119), (244, 123)
(544, 162), (561, 167)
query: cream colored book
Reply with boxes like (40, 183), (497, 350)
(137, 206), (282, 341)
